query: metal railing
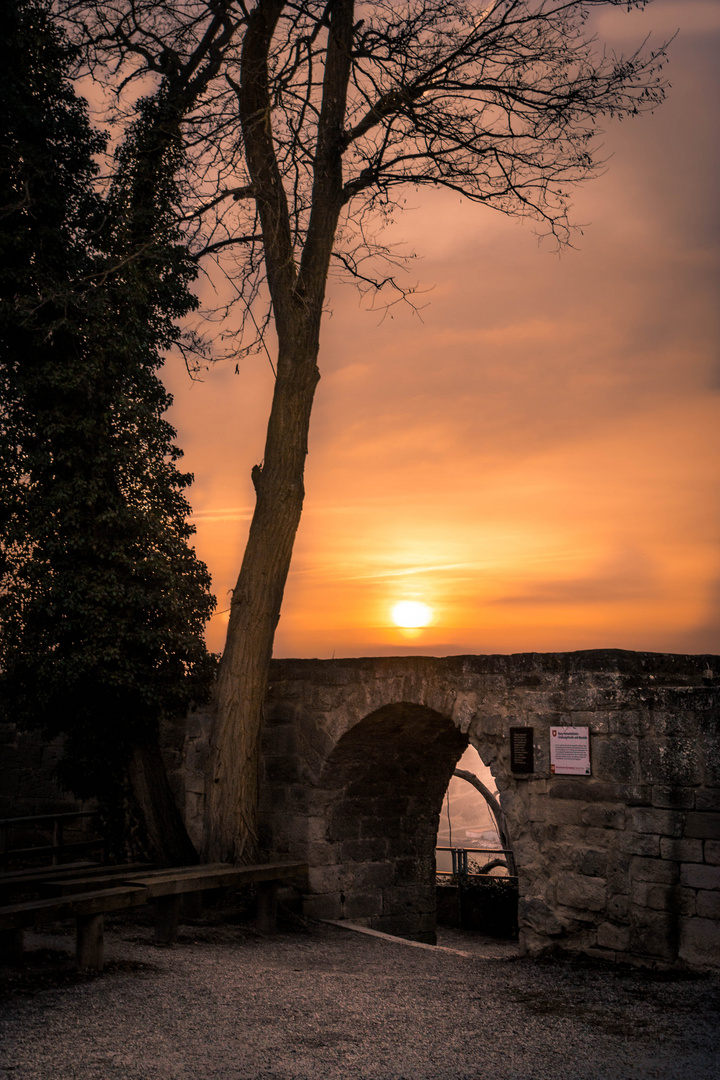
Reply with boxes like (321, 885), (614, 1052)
(435, 845), (517, 878)
(0, 810), (104, 867)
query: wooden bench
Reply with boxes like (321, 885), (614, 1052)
(36, 863), (157, 898)
(0, 885), (148, 970)
(120, 861), (308, 943)
(0, 861), (99, 904)
(0, 861), (308, 969)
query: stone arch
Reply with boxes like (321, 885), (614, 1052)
(303, 701), (467, 942)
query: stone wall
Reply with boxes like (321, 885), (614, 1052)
(256, 650), (719, 968)
(3, 648), (719, 969)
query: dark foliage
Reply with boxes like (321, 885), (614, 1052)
(0, 0), (215, 814)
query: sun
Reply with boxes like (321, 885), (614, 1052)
(391, 601), (433, 629)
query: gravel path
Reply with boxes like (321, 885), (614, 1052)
(1, 920), (718, 1079)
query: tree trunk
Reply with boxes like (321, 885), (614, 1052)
(126, 739), (199, 866)
(203, 330), (320, 863)
(202, 0), (353, 864)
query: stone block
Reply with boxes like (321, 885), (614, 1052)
(570, 710), (610, 734)
(546, 824), (588, 847)
(678, 888), (696, 916)
(556, 874), (607, 912)
(306, 842), (338, 867)
(307, 865), (351, 894)
(684, 812), (720, 840)
(703, 739), (720, 787)
(509, 836), (540, 867)
(630, 857), (679, 884)
(572, 848), (608, 878)
(639, 740), (702, 786)
(630, 910), (677, 960)
(341, 838), (391, 863)
(651, 785), (695, 810)
(527, 797), (547, 823)
(695, 789), (720, 812)
(584, 827), (615, 849)
(596, 921), (631, 952)
(680, 863), (720, 891)
(607, 893), (631, 922)
(581, 804), (626, 830)
(609, 711), (644, 737)
(631, 881), (676, 911)
(306, 816), (330, 843)
(659, 837), (704, 863)
(678, 917), (720, 969)
(592, 739), (640, 783)
(374, 914), (416, 938)
(382, 885), (424, 916)
(329, 816), (362, 843)
(517, 897), (565, 936)
(415, 911), (437, 934)
(605, 851), (632, 892)
(392, 857), (427, 885)
(545, 802), (584, 826)
(705, 841), (720, 865)
(263, 754), (301, 784)
(621, 832), (660, 857)
(548, 781), (649, 804)
(303, 893), (342, 920)
(565, 686), (599, 711)
(648, 710), (697, 738)
(477, 713), (506, 736)
(343, 892), (383, 919)
(352, 861), (395, 888)
(696, 890), (720, 919)
(555, 902), (598, 925)
(629, 807), (683, 837)
(360, 816), (402, 840)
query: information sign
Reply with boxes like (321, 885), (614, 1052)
(550, 726), (591, 775)
(510, 727), (534, 773)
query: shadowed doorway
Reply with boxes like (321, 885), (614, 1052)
(304, 702), (467, 942)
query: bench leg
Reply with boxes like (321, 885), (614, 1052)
(181, 892), (202, 919)
(76, 914), (104, 971)
(256, 881), (278, 934)
(154, 895), (181, 945)
(0, 928), (24, 965)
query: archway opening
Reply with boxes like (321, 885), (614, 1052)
(436, 745), (518, 938)
(305, 702), (467, 942)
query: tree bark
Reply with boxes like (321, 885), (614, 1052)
(127, 740), (199, 866)
(203, 0), (354, 863)
(204, 332), (320, 861)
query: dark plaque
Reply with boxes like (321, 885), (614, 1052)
(510, 727), (534, 773)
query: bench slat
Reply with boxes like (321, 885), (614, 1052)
(123, 861), (308, 898)
(39, 863), (158, 897)
(0, 861), (98, 884)
(0, 885), (148, 930)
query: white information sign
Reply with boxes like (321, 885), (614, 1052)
(550, 726), (591, 775)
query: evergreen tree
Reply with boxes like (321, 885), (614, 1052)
(0, 0), (215, 862)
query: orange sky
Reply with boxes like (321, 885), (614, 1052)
(164, 1), (720, 660)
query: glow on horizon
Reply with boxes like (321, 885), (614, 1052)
(391, 601), (434, 629)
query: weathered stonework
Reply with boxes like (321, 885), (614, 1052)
(4, 648), (719, 969)
(243, 650), (718, 967)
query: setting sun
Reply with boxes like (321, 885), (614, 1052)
(391, 601), (433, 629)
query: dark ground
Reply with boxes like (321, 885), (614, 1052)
(1, 916), (718, 1080)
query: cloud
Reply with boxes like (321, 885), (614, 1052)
(594, 2), (720, 38)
